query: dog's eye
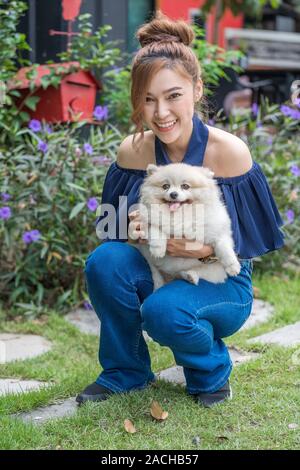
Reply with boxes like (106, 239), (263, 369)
(181, 184), (190, 190)
(162, 184), (170, 190)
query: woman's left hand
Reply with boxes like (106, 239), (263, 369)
(166, 238), (214, 259)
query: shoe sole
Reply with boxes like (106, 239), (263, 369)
(75, 393), (111, 405)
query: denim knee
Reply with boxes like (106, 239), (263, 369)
(85, 241), (132, 281)
(140, 293), (212, 354)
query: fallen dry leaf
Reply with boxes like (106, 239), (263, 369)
(150, 400), (169, 421)
(124, 419), (137, 434)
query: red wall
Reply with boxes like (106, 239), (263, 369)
(157, 0), (243, 48)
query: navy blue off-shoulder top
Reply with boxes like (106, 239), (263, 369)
(96, 113), (285, 259)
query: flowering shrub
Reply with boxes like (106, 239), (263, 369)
(0, 2), (122, 150)
(0, 119), (122, 317)
(223, 97), (300, 273)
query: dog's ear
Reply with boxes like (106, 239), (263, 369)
(146, 163), (158, 176)
(199, 167), (214, 179)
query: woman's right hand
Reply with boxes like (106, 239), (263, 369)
(128, 210), (148, 245)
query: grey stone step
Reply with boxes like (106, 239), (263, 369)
(65, 309), (100, 336)
(66, 298), (274, 339)
(0, 378), (49, 396)
(247, 321), (300, 347)
(157, 347), (259, 386)
(14, 397), (77, 424)
(13, 346), (259, 423)
(65, 308), (152, 341)
(241, 299), (274, 330)
(0, 334), (52, 364)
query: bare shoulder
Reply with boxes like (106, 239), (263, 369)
(117, 130), (155, 170)
(205, 125), (253, 178)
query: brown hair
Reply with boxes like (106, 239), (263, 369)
(131, 11), (203, 149)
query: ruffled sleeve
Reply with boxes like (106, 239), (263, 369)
(95, 162), (146, 242)
(216, 161), (285, 259)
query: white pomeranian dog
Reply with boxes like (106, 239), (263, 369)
(129, 163), (240, 290)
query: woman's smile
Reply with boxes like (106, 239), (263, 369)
(155, 119), (178, 133)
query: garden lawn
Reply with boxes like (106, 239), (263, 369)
(0, 272), (299, 450)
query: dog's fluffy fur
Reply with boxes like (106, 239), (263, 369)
(131, 163), (240, 290)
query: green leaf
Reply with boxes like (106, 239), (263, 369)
(24, 96), (40, 111)
(39, 181), (52, 201)
(69, 202), (86, 220)
(19, 111), (30, 122)
(67, 182), (88, 192)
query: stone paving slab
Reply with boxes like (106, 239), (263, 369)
(241, 299), (274, 330)
(247, 321), (300, 347)
(15, 397), (77, 424)
(65, 309), (100, 336)
(0, 334), (52, 364)
(65, 308), (152, 341)
(0, 379), (49, 396)
(157, 347), (259, 386)
(14, 346), (259, 423)
(66, 298), (274, 340)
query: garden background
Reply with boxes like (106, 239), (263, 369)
(0, 0), (299, 451)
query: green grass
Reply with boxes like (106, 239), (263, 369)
(0, 272), (299, 450)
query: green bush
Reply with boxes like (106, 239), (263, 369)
(0, 2), (123, 150)
(222, 98), (300, 273)
(0, 121), (122, 318)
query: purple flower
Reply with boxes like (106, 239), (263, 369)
(280, 105), (290, 116)
(87, 197), (98, 212)
(29, 119), (42, 132)
(83, 143), (93, 155)
(30, 230), (41, 242)
(22, 229), (41, 244)
(267, 136), (273, 146)
(208, 119), (215, 126)
(92, 155), (112, 166)
(37, 140), (48, 153)
(290, 164), (300, 177)
(294, 97), (300, 108)
(93, 105), (109, 121)
(44, 124), (53, 134)
(251, 103), (259, 116)
(83, 300), (94, 311)
(0, 206), (11, 220)
(286, 209), (295, 224)
(280, 105), (300, 120)
(1, 192), (11, 201)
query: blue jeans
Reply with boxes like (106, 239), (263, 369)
(85, 242), (253, 395)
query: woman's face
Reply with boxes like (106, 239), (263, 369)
(142, 67), (202, 145)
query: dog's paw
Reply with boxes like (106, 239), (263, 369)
(180, 270), (200, 285)
(150, 245), (166, 259)
(225, 261), (241, 277)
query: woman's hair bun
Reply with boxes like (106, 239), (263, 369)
(136, 10), (195, 48)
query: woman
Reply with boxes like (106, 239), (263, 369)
(76, 12), (284, 408)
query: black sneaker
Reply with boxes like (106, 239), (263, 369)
(76, 382), (114, 406)
(191, 380), (232, 408)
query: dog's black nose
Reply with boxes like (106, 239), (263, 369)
(170, 192), (178, 200)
